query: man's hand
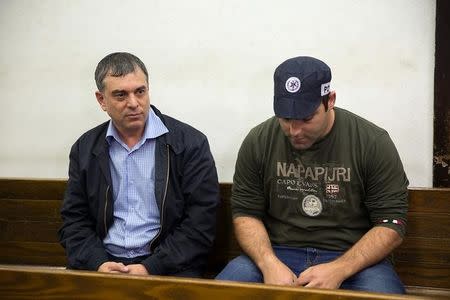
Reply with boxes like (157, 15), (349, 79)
(233, 216), (297, 286)
(97, 262), (149, 276)
(260, 257), (297, 286)
(295, 227), (404, 290)
(126, 264), (149, 276)
(97, 262), (129, 274)
(296, 261), (346, 289)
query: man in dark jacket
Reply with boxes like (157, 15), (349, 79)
(59, 52), (220, 277)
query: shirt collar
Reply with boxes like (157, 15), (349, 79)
(105, 108), (169, 146)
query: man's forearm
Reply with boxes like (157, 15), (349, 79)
(333, 226), (403, 277)
(233, 216), (277, 271)
(233, 215), (298, 285)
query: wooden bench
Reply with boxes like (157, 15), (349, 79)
(0, 178), (449, 299)
(0, 264), (428, 300)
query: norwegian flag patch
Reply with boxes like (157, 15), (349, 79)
(326, 184), (339, 194)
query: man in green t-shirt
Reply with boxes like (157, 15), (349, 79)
(216, 56), (409, 294)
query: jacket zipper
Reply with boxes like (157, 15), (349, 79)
(149, 144), (170, 250)
(104, 185), (110, 234)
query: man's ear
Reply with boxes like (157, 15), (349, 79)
(328, 91), (336, 110)
(95, 91), (107, 111)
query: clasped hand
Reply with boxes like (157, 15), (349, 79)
(263, 261), (346, 289)
(98, 262), (149, 275)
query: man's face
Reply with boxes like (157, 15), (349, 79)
(278, 93), (335, 150)
(95, 68), (150, 138)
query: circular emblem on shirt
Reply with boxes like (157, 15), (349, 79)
(301, 195), (322, 217)
(285, 77), (301, 93)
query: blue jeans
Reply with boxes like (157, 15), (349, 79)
(216, 246), (405, 294)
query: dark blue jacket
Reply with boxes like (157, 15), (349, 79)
(59, 106), (220, 275)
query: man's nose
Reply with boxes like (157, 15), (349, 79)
(289, 120), (304, 136)
(127, 94), (139, 108)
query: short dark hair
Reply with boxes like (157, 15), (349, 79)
(95, 52), (149, 91)
(321, 94), (330, 112)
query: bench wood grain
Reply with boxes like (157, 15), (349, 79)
(0, 179), (449, 298)
(0, 265), (430, 300)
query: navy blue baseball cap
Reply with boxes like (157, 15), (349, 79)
(274, 56), (331, 119)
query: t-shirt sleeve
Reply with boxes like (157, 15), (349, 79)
(231, 129), (266, 219)
(364, 132), (409, 237)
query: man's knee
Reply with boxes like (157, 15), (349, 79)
(215, 255), (263, 283)
(342, 260), (405, 294)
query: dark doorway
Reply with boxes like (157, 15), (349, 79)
(433, 0), (450, 187)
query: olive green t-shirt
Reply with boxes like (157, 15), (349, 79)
(231, 107), (409, 251)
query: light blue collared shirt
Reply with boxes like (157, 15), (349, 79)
(103, 108), (168, 258)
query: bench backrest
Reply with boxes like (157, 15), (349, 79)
(0, 179), (449, 291)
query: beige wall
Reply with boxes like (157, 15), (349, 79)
(0, 0), (436, 186)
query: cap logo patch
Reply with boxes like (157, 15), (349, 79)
(321, 82), (330, 96)
(285, 77), (301, 93)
